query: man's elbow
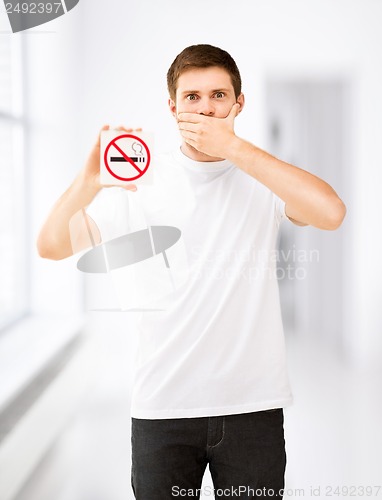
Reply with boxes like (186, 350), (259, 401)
(36, 235), (67, 260)
(36, 240), (56, 260)
(325, 198), (347, 230)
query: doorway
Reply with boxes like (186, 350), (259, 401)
(266, 79), (352, 354)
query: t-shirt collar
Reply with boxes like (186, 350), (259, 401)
(173, 146), (233, 173)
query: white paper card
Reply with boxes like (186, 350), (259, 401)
(100, 129), (154, 186)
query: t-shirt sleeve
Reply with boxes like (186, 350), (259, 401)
(273, 193), (291, 226)
(85, 187), (131, 243)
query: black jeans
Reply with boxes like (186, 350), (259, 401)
(131, 409), (286, 499)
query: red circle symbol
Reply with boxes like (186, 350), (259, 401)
(104, 134), (151, 181)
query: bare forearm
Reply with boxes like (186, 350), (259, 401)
(37, 172), (101, 260)
(226, 137), (346, 230)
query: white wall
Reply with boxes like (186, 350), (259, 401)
(29, 0), (382, 364)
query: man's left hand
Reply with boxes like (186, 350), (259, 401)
(177, 103), (240, 158)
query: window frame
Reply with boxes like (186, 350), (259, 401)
(0, 34), (29, 333)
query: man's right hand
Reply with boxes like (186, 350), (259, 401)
(37, 124), (142, 260)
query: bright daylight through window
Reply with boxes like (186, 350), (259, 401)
(0, 25), (27, 331)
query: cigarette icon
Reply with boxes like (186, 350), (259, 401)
(110, 157), (145, 163)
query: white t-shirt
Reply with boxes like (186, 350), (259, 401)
(86, 147), (294, 419)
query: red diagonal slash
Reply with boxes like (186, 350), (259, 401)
(111, 140), (142, 173)
(104, 134), (151, 182)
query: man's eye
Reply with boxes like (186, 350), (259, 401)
(186, 94), (198, 101)
(214, 92), (225, 98)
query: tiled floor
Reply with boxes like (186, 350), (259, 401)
(13, 316), (382, 500)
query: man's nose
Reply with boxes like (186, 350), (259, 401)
(197, 98), (215, 116)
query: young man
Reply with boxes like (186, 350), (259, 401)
(38, 45), (346, 499)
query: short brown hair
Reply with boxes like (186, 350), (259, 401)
(167, 44), (242, 101)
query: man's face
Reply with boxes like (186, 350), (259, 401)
(169, 66), (244, 119)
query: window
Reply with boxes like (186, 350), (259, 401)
(0, 24), (28, 331)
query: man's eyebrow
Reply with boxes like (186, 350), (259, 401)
(211, 88), (231, 93)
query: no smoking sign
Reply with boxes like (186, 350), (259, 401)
(100, 130), (154, 186)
